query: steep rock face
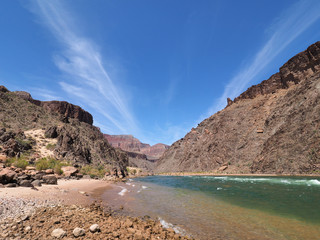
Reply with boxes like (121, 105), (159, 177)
(156, 41), (320, 174)
(53, 121), (127, 174)
(41, 101), (93, 125)
(104, 134), (168, 159)
(231, 41), (320, 104)
(12, 91), (93, 125)
(0, 87), (128, 174)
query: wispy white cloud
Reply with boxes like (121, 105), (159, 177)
(163, 79), (178, 105)
(206, 0), (320, 117)
(29, 87), (61, 101)
(31, 0), (139, 134)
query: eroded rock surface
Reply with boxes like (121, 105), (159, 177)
(157, 41), (320, 174)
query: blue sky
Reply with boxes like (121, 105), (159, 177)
(1, 0), (320, 145)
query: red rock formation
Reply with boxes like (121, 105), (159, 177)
(104, 134), (169, 159)
(140, 143), (170, 159)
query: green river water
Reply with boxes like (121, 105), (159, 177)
(102, 176), (320, 240)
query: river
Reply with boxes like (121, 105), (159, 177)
(101, 175), (320, 240)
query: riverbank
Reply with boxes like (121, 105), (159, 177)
(0, 179), (192, 239)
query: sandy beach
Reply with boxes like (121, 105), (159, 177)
(0, 178), (111, 206)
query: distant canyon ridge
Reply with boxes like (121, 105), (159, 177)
(104, 134), (169, 160)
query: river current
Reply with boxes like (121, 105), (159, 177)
(101, 175), (320, 240)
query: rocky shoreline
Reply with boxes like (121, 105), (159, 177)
(0, 179), (193, 240)
(1, 203), (192, 240)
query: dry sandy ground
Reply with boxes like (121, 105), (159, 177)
(24, 128), (57, 158)
(0, 179), (111, 206)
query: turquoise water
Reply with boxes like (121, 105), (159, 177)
(102, 175), (320, 239)
(135, 176), (320, 224)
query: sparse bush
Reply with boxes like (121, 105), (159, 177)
(54, 164), (63, 175)
(35, 158), (50, 171)
(80, 165), (106, 178)
(35, 157), (68, 175)
(14, 157), (29, 169)
(5, 156), (29, 170)
(4, 157), (15, 167)
(126, 167), (140, 175)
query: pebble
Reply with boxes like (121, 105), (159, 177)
(73, 227), (85, 237)
(25, 226), (31, 232)
(51, 228), (67, 238)
(89, 223), (100, 233)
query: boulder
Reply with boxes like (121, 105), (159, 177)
(34, 172), (46, 180)
(31, 180), (42, 187)
(26, 166), (36, 171)
(218, 165), (228, 171)
(73, 227), (85, 237)
(0, 168), (17, 184)
(51, 228), (66, 239)
(19, 180), (33, 187)
(61, 166), (78, 177)
(45, 169), (54, 174)
(42, 174), (57, 185)
(76, 173), (83, 179)
(17, 174), (29, 181)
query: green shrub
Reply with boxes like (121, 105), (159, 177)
(35, 158), (50, 171)
(35, 157), (68, 175)
(54, 164), (63, 175)
(5, 157), (29, 170)
(126, 167), (140, 175)
(14, 158), (29, 169)
(4, 157), (15, 167)
(80, 165), (106, 178)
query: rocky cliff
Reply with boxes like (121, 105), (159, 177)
(156, 41), (320, 174)
(104, 134), (169, 159)
(0, 87), (127, 176)
(13, 91), (93, 125)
